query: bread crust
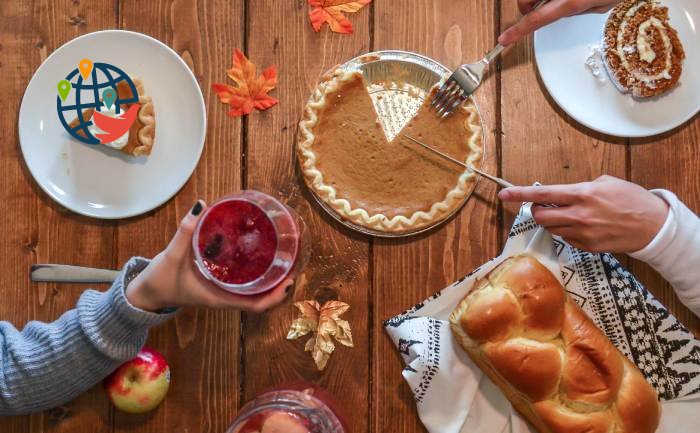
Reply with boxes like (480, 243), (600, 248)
(449, 254), (661, 433)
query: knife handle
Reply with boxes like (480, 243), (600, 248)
(30, 264), (120, 284)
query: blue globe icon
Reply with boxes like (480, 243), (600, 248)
(56, 62), (139, 145)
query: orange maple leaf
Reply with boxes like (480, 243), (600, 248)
(308, 0), (372, 34)
(212, 49), (278, 117)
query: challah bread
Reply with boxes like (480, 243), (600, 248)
(603, 0), (685, 98)
(449, 254), (661, 433)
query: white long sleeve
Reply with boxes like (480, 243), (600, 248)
(629, 190), (700, 317)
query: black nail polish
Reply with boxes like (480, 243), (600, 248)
(191, 201), (203, 216)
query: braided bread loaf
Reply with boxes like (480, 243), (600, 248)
(449, 255), (661, 433)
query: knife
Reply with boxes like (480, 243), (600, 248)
(30, 264), (119, 284)
(402, 134), (516, 189)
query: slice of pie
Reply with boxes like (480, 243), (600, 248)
(69, 78), (155, 156)
(603, 0), (685, 98)
(297, 68), (483, 233)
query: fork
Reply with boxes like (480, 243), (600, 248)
(432, 0), (548, 118)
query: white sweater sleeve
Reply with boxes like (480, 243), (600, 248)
(629, 190), (700, 317)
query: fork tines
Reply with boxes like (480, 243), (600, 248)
(431, 76), (467, 118)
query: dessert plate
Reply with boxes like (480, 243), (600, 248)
(19, 30), (206, 219)
(303, 50), (486, 238)
(534, 0), (699, 138)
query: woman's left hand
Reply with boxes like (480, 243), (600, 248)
(125, 201), (293, 313)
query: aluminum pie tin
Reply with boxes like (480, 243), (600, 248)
(301, 50), (487, 238)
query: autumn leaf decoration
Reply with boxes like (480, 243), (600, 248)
(308, 0), (372, 34)
(212, 49), (278, 117)
(287, 300), (354, 371)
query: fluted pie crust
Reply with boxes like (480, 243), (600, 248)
(297, 68), (483, 233)
(69, 78), (155, 156)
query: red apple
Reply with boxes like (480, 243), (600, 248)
(104, 347), (170, 413)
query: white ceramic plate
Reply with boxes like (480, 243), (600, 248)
(19, 30), (206, 219)
(534, 0), (700, 138)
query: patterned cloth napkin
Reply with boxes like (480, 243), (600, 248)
(385, 203), (700, 433)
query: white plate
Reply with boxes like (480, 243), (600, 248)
(534, 1), (700, 138)
(19, 30), (206, 219)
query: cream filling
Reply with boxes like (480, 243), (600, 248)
(616, 2), (673, 83)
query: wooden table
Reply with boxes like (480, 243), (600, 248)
(2, 1), (698, 432)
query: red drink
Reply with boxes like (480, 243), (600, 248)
(193, 191), (309, 295)
(227, 385), (347, 433)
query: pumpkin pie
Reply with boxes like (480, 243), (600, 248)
(297, 68), (483, 233)
(69, 78), (155, 156)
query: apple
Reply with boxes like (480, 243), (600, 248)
(103, 347), (170, 413)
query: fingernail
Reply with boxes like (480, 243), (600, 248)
(191, 201), (203, 216)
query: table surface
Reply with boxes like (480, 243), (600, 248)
(2, 1), (698, 432)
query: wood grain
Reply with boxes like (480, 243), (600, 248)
(1, 1), (117, 432)
(630, 124), (700, 336)
(243, 2), (371, 433)
(115, 1), (244, 432)
(372, 2), (499, 432)
(499, 2), (626, 230)
(1, 1), (698, 433)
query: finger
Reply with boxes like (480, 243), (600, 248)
(547, 227), (600, 252)
(498, 184), (580, 205)
(168, 200), (207, 256)
(587, 4), (615, 13)
(251, 277), (296, 312)
(217, 278), (294, 313)
(498, 0), (576, 45)
(531, 205), (577, 227)
(517, 0), (539, 14)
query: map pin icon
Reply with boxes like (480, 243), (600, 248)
(57, 79), (71, 102)
(78, 58), (93, 80)
(102, 87), (117, 110)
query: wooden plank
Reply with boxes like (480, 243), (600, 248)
(372, 2), (499, 432)
(630, 124), (700, 336)
(114, 1), (244, 432)
(244, 2), (371, 433)
(499, 3), (626, 230)
(0, 1), (117, 432)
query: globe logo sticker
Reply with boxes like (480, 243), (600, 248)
(56, 58), (140, 145)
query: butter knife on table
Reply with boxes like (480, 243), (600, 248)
(31, 264), (119, 284)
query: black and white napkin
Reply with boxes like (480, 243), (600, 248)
(385, 203), (700, 433)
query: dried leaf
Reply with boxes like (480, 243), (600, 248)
(287, 299), (353, 370)
(335, 319), (354, 347)
(308, 0), (372, 34)
(287, 301), (320, 340)
(212, 49), (278, 117)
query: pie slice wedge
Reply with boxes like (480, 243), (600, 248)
(297, 68), (483, 233)
(69, 78), (155, 156)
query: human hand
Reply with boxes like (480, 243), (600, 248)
(498, 175), (669, 253)
(498, 0), (621, 46)
(125, 201), (293, 313)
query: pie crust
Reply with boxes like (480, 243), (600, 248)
(297, 67), (483, 233)
(69, 78), (155, 156)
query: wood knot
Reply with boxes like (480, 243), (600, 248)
(313, 286), (338, 305)
(68, 15), (86, 27)
(47, 405), (72, 425)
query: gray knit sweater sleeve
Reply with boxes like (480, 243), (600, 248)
(0, 257), (176, 416)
